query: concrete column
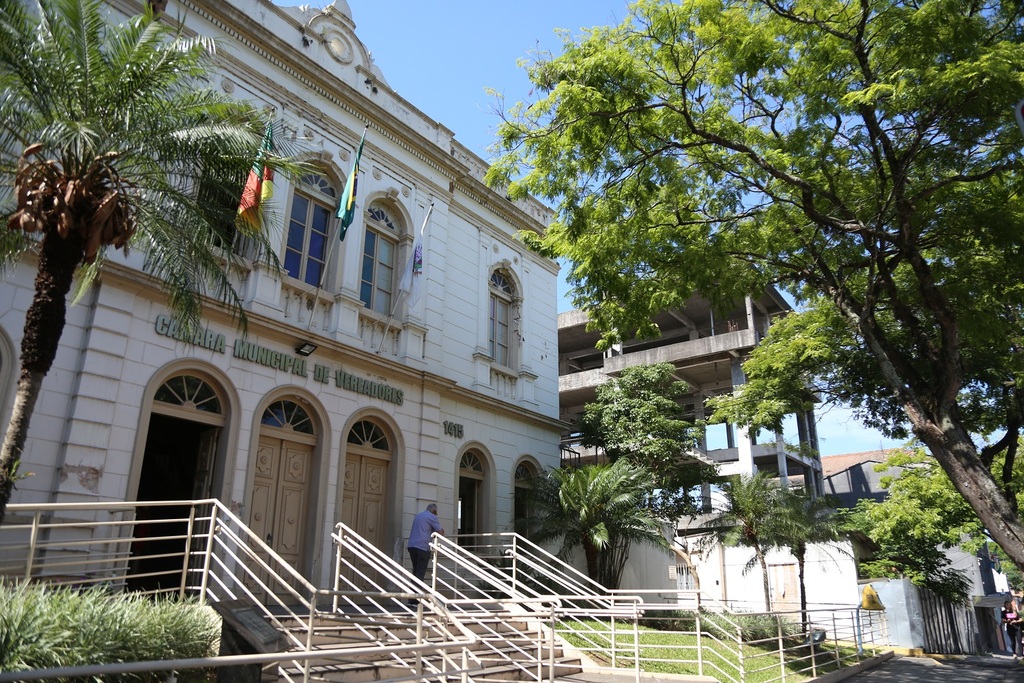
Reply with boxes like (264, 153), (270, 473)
(731, 358), (754, 474)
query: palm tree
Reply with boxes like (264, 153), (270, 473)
(699, 472), (784, 611)
(524, 460), (668, 588)
(0, 0), (295, 523)
(775, 488), (847, 630)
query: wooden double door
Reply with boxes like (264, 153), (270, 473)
(249, 435), (314, 573)
(340, 451), (390, 586)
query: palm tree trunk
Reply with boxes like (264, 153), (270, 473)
(756, 546), (771, 611)
(0, 230), (84, 524)
(583, 540), (601, 582)
(795, 547), (808, 633)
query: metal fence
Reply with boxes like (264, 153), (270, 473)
(0, 502), (890, 683)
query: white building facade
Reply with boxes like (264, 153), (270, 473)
(0, 0), (562, 587)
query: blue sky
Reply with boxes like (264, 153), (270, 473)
(280, 1), (904, 457)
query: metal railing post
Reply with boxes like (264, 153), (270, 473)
(25, 510), (41, 581)
(430, 535), (439, 594)
(632, 601), (640, 683)
(810, 621), (817, 679)
(738, 622), (746, 683)
(536, 612), (544, 682)
(461, 646), (468, 683)
(332, 526), (343, 613)
(548, 603), (556, 682)
(179, 505), (197, 599)
(511, 535), (519, 595)
(198, 504), (218, 605)
(416, 602), (424, 677)
(610, 610), (617, 668)
(777, 614), (786, 682)
(854, 608), (864, 657)
(696, 609), (704, 676)
(832, 613), (840, 666)
(304, 597), (316, 683)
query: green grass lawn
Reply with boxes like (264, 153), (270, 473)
(558, 617), (862, 683)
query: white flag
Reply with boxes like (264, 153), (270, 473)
(399, 202), (432, 309)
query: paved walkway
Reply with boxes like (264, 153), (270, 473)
(561, 654), (1024, 683)
(836, 654), (1024, 682)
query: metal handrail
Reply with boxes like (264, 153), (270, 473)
(332, 523), (562, 682)
(1, 501), (888, 683)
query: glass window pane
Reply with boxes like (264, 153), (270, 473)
(361, 254), (374, 283)
(284, 250), (301, 279)
(290, 195), (309, 224)
(375, 292), (390, 315)
(286, 220), (306, 251)
(379, 238), (394, 266)
(308, 232), (326, 261)
(305, 261), (322, 287)
(311, 204), (330, 236)
(360, 281), (373, 306)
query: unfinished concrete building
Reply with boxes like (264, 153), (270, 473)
(557, 289), (824, 494)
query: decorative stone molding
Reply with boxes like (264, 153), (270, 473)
(324, 30), (354, 64)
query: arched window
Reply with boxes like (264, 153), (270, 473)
(347, 420), (390, 451)
(489, 270), (515, 367)
(285, 173), (337, 286)
(261, 399), (315, 435)
(360, 202), (400, 314)
(154, 374), (222, 414)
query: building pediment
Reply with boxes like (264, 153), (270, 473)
(291, 2), (388, 86)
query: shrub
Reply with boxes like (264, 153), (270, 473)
(0, 581), (220, 681)
(638, 609), (697, 632)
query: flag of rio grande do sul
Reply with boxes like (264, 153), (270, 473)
(237, 123), (275, 230)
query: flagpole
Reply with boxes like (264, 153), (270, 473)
(377, 201), (433, 355)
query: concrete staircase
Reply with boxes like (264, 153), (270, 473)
(230, 604), (583, 683)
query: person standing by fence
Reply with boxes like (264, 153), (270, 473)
(1001, 599), (1021, 657)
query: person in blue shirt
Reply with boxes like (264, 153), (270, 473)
(407, 503), (444, 583)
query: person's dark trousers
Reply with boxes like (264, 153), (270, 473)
(409, 547), (431, 582)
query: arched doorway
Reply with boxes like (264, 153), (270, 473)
(131, 373), (227, 591)
(341, 419), (392, 549)
(340, 419), (393, 585)
(513, 459), (538, 536)
(458, 449), (486, 544)
(248, 398), (317, 574)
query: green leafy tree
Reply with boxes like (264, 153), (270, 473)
(840, 448), (984, 604)
(578, 363), (717, 518)
(487, 0), (1024, 571)
(0, 0), (301, 522)
(524, 460), (668, 588)
(775, 488), (847, 628)
(699, 472), (784, 611)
